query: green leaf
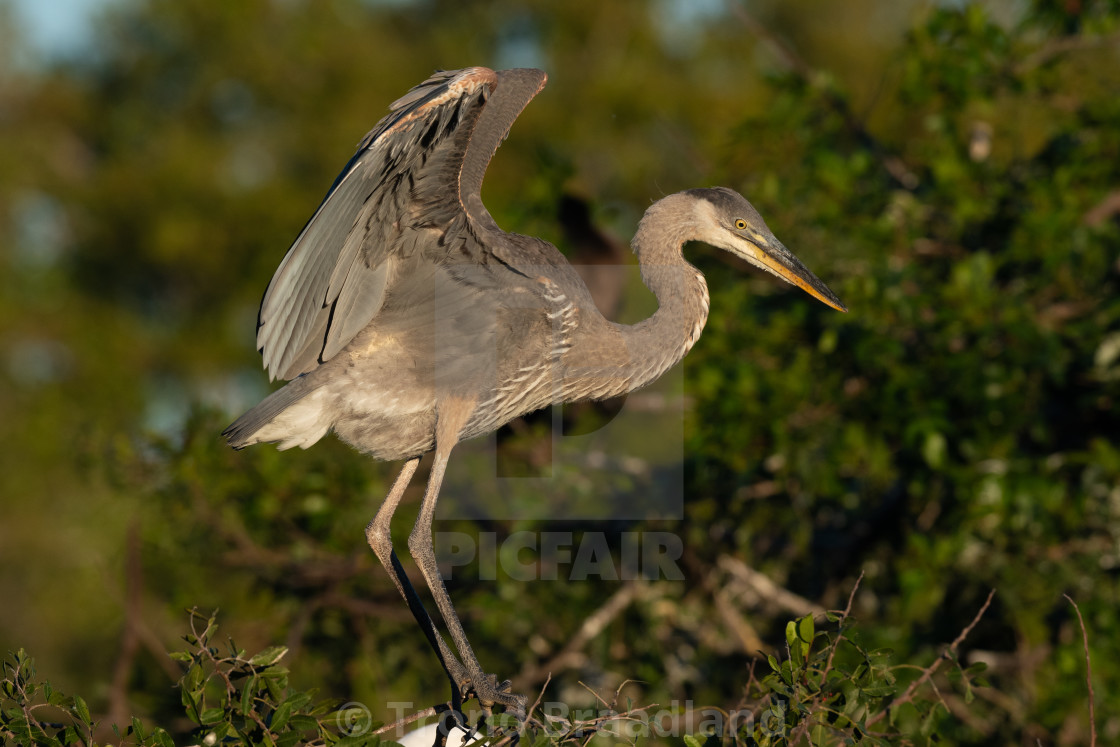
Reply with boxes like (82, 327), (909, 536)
(200, 707), (225, 725)
(272, 700), (293, 730)
(264, 674), (285, 701)
(259, 667), (290, 679)
(798, 614), (815, 645)
(683, 736), (703, 747)
(198, 612), (219, 642)
(184, 662), (204, 691)
(919, 701), (941, 737)
(250, 646), (289, 668)
(73, 694), (91, 724)
(287, 714), (319, 732)
(785, 620), (798, 650)
(861, 684), (895, 697)
(276, 730), (302, 747)
(183, 690), (206, 724)
(284, 691), (312, 712)
(61, 725), (82, 746)
(240, 675), (257, 715)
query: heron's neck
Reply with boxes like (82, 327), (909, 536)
(617, 206), (711, 392)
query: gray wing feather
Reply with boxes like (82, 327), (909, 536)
(258, 165), (377, 378)
(256, 67), (504, 380)
(322, 260), (389, 361)
(459, 69), (548, 230)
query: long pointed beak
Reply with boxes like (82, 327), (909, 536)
(741, 237), (847, 313)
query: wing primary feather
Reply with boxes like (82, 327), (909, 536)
(322, 262), (390, 361)
(254, 67), (520, 381)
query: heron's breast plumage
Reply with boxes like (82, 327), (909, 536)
(462, 275), (580, 437)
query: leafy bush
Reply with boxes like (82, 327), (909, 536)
(11, 592), (1073, 746)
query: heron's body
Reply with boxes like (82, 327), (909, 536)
(224, 66), (844, 740)
(235, 208), (714, 460)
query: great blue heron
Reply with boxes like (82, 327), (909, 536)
(224, 67), (845, 735)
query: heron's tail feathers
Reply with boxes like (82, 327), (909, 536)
(223, 376), (331, 451)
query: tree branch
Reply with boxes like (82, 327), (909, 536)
(1064, 594), (1097, 747)
(514, 581), (644, 688)
(867, 589), (995, 727)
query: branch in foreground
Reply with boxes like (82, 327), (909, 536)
(1064, 594), (1097, 747)
(866, 588), (996, 727)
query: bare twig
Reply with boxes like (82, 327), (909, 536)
(938, 690), (996, 737)
(726, 2), (811, 77)
(1083, 190), (1120, 227)
(530, 679), (657, 745)
(186, 610), (274, 737)
(820, 572), (864, 685)
(1016, 31), (1120, 73)
(867, 589), (996, 727)
(578, 681), (614, 712)
(704, 557), (767, 653)
(838, 573), (862, 618)
(370, 705), (437, 738)
(718, 555), (825, 618)
(107, 522), (142, 733)
(514, 581), (643, 687)
(728, 1), (920, 190)
(135, 621), (182, 681)
(525, 673), (552, 726)
(1064, 594), (1097, 747)
(11, 662), (46, 740)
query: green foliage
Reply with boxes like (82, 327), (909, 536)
(1, 601), (1006, 746)
(738, 605), (992, 746)
(1, 611), (386, 747)
(171, 609), (375, 747)
(1, 649), (106, 747)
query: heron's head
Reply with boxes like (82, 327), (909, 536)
(686, 187), (847, 312)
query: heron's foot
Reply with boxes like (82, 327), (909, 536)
(432, 696), (521, 747)
(442, 671), (525, 743)
(468, 673), (527, 724)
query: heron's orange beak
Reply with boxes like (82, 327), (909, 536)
(764, 256), (848, 312)
(743, 237), (848, 313)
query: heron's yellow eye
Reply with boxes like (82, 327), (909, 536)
(734, 218), (748, 230)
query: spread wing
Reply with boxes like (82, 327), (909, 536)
(256, 67), (548, 380)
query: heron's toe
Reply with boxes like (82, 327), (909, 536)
(484, 690), (527, 722)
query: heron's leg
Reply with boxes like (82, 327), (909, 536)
(407, 398), (528, 724)
(365, 457), (469, 707)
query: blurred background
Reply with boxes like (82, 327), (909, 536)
(1, 0), (1118, 743)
